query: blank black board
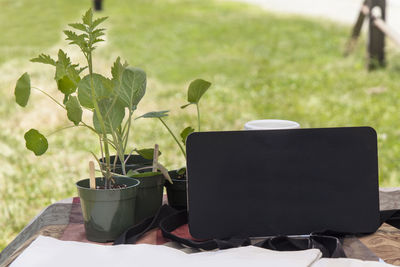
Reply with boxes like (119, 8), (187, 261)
(186, 127), (380, 239)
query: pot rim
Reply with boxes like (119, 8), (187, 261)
(76, 177), (140, 191)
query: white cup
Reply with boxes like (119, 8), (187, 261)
(244, 119), (300, 130)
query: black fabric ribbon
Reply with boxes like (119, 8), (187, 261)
(114, 205), (400, 258)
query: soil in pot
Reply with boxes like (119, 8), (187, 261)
(131, 171), (165, 223)
(165, 170), (187, 210)
(100, 154), (153, 174)
(76, 176), (140, 243)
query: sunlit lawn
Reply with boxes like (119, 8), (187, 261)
(1, 0), (400, 250)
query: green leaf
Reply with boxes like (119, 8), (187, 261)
(78, 73), (112, 109)
(64, 30), (86, 49)
(136, 148), (162, 160)
(57, 76), (76, 95)
(93, 98), (125, 134)
(30, 54), (56, 66)
(119, 67), (146, 109)
(182, 79), (211, 108)
(82, 9), (93, 25)
(55, 50), (81, 95)
(136, 110), (169, 119)
(24, 129), (48, 156)
(126, 169), (136, 177)
(68, 23), (87, 31)
(180, 126), (195, 145)
(111, 57), (125, 82)
(78, 66), (88, 74)
(65, 96), (82, 126)
(92, 17), (108, 29)
(55, 50), (71, 80)
(93, 38), (104, 44)
(92, 28), (105, 38)
(15, 73), (31, 107)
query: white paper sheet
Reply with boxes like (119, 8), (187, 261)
(10, 236), (321, 267)
(9, 235), (395, 267)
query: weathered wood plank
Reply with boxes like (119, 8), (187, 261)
(360, 223), (400, 265)
(0, 203), (72, 267)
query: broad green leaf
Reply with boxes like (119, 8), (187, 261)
(93, 98), (125, 134)
(66, 96), (82, 126)
(119, 67), (146, 109)
(30, 54), (56, 66)
(136, 148), (162, 160)
(78, 73), (112, 109)
(15, 73), (31, 107)
(136, 110), (169, 120)
(57, 75), (76, 95)
(181, 79), (211, 109)
(180, 126), (195, 145)
(24, 129), (48, 156)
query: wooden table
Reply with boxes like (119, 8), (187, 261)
(1, 189), (400, 266)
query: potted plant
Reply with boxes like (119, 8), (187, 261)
(137, 79), (211, 209)
(14, 9), (170, 242)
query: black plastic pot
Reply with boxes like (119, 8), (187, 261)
(101, 155), (164, 223)
(76, 176), (140, 243)
(165, 170), (187, 210)
(133, 172), (165, 223)
(100, 154), (153, 174)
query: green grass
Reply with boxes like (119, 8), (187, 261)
(1, 0), (400, 251)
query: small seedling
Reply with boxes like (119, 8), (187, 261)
(137, 79), (211, 179)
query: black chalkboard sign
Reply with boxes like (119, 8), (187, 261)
(186, 127), (380, 239)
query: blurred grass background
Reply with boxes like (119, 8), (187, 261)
(1, 0), (400, 250)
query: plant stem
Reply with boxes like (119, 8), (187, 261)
(196, 104), (201, 132)
(32, 87), (65, 110)
(80, 122), (98, 135)
(108, 117), (126, 175)
(123, 110), (132, 153)
(159, 117), (186, 158)
(124, 148), (135, 165)
(99, 135), (104, 166)
(47, 125), (77, 136)
(87, 52), (112, 187)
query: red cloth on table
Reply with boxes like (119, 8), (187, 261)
(60, 197), (192, 245)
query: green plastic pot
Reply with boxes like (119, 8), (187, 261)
(76, 176), (140, 243)
(133, 172), (165, 223)
(165, 170), (187, 210)
(100, 154), (153, 174)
